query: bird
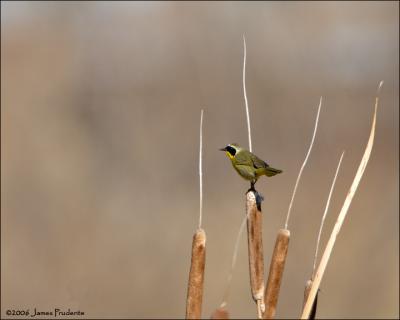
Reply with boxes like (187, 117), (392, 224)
(219, 143), (282, 191)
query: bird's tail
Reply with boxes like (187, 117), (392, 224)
(265, 166), (283, 177)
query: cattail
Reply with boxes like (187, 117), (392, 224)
(186, 110), (206, 319)
(186, 228), (206, 319)
(263, 229), (290, 319)
(246, 190), (265, 318)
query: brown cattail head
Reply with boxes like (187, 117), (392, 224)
(210, 307), (230, 319)
(246, 191), (265, 316)
(186, 228), (206, 319)
(263, 228), (290, 319)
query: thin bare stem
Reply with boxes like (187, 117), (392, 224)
(301, 81), (382, 319)
(302, 280), (313, 309)
(199, 109), (204, 229)
(284, 97), (322, 229)
(302, 280), (318, 320)
(220, 213), (249, 308)
(242, 34), (252, 152)
(312, 151), (345, 278)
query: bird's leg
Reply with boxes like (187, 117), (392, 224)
(247, 180), (256, 193)
(246, 181), (264, 208)
(253, 179), (265, 207)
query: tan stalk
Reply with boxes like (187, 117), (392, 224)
(220, 214), (248, 308)
(303, 280), (313, 309)
(311, 152), (345, 278)
(242, 36), (265, 318)
(198, 109), (204, 229)
(302, 280), (318, 320)
(262, 99), (322, 318)
(186, 110), (206, 319)
(285, 98), (322, 229)
(242, 34), (252, 152)
(301, 81), (383, 319)
(302, 151), (344, 319)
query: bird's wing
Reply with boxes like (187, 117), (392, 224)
(234, 149), (253, 166)
(250, 153), (269, 169)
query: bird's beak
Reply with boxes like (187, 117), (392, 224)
(219, 147), (227, 151)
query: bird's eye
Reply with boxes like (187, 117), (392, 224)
(226, 146), (236, 156)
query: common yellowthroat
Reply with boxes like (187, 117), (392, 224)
(220, 144), (282, 190)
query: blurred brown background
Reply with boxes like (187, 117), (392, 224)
(1, 1), (399, 319)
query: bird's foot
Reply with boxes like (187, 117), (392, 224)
(246, 187), (256, 194)
(246, 183), (264, 209)
(246, 182), (256, 194)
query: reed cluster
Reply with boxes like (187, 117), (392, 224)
(184, 39), (382, 319)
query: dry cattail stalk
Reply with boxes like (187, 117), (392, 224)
(259, 98), (321, 319)
(302, 280), (318, 320)
(210, 307), (230, 319)
(241, 36), (265, 319)
(220, 214), (248, 308)
(303, 280), (318, 320)
(300, 152), (344, 319)
(186, 110), (206, 319)
(311, 152), (345, 278)
(186, 228), (206, 319)
(285, 97), (322, 230)
(263, 229), (290, 319)
(301, 81), (382, 319)
(198, 109), (204, 229)
(246, 191), (265, 318)
(242, 34), (252, 152)
(303, 280), (313, 309)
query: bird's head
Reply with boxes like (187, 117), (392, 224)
(219, 143), (240, 160)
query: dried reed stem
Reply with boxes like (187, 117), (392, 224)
(302, 280), (313, 309)
(186, 229), (206, 319)
(263, 229), (290, 319)
(211, 307), (230, 319)
(246, 191), (265, 318)
(302, 280), (318, 320)
(186, 110), (207, 319)
(220, 214), (248, 308)
(242, 34), (252, 152)
(301, 152), (344, 319)
(284, 98), (322, 229)
(312, 151), (345, 278)
(199, 109), (204, 229)
(301, 81), (382, 319)
(242, 36), (264, 318)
